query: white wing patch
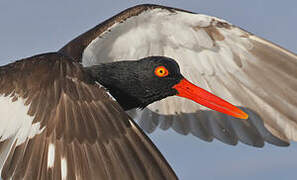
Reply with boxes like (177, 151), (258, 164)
(61, 157), (67, 180)
(82, 9), (214, 66)
(0, 94), (44, 146)
(82, 9), (250, 73)
(47, 143), (55, 168)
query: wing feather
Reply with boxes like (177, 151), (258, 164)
(60, 4), (297, 146)
(0, 53), (177, 179)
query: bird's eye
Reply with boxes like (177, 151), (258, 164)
(154, 66), (169, 77)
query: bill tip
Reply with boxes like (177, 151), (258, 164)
(239, 111), (249, 120)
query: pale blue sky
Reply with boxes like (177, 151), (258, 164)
(0, 1), (296, 180)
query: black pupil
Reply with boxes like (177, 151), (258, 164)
(159, 70), (163, 74)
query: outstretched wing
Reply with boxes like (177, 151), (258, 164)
(0, 53), (177, 180)
(59, 4), (297, 147)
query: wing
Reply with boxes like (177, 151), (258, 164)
(0, 53), (177, 180)
(59, 4), (297, 147)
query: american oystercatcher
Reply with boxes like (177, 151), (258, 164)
(0, 4), (296, 180)
(0, 53), (246, 179)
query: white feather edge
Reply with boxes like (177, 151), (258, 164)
(0, 94), (44, 145)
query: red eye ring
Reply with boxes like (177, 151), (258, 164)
(154, 66), (169, 77)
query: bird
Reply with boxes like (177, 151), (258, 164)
(0, 3), (296, 180)
(0, 54), (246, 179)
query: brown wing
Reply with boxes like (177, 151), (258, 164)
(58, 4), (297, 147)
(0, 53), (177, 180)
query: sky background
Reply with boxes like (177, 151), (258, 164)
(0, 0), (296, 180)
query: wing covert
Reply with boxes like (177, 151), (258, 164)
(0, 53), (177, 180)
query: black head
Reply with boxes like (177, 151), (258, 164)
(86, 56), (183, 110)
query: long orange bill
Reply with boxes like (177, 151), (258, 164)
(173, 78), (248, 120)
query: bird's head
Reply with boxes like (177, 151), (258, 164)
(86, 56), (248, 119)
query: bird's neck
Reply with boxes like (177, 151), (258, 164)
(84, 62), (145, 111)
